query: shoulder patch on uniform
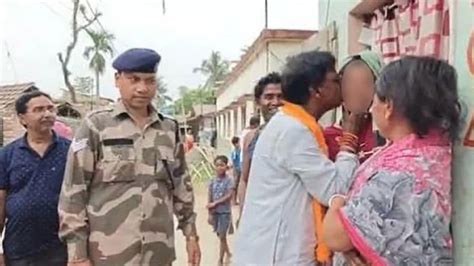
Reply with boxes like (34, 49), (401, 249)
(161, 113), (179, 143)
(71, 138), (88, 152)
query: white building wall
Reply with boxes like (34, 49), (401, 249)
(245, 100), (255, 124)
(229, 109), (235, 139)
(227, 111), (232, 138)
(217, 40), (313, 138)
(237, 105), (244, 135)
(217, 53), (266, 111)
(217, 115), (223, 137)
(267, 42), (304, 69)
(223, 112), (228, 138)
(217, 40), (307, 113)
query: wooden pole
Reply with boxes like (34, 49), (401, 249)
(264, 0), (268, 28)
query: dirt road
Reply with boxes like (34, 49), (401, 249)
(175, 182), (238, 266)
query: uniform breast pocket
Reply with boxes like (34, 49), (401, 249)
(101, 144), (136, 183)
(155, 147), (176, 185)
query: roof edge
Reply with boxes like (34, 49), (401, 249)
(216, 29), (316, 96)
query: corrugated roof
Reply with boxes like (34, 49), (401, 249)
(0, 82), (37, 111)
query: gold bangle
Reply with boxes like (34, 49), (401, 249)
(342, 132), (359, 139)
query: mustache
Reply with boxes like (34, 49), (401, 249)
(40, 118), (55, 123)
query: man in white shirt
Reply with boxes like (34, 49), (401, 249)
(234, 51), (364, 266)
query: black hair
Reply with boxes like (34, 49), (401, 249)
(214, 155), (229, 165)
(249, 116), (261, 127)
(375, 56), (462, 141)
(281, 51), (336, 105)
(254, 72), (282, 101)
(15, 91), (53, 115)
(231, 136), (240, 145)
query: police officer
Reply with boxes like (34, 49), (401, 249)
(58, 48), (201, 266)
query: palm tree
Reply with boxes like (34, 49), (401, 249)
(193, 51), (230, 89)
(155, 76), (173, 110)
(83, 29), (115, 103)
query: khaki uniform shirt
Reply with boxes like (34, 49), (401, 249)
(58, 102), (196, 266)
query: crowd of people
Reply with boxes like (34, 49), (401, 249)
(229, 50), (460, 266)
(0, 46), (461, 266)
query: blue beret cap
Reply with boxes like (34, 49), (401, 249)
(112, 48), (161, 73)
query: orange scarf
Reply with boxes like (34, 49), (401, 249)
(281, 101), (331, 263)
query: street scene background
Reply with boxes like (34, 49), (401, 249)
(1, 0), (473, 264)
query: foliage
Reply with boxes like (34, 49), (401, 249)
(154, 76), (173, 112)
(58, 0), (101, 103)
(83, 29), (115, 75)
(193, 51), (230, 89)
(171, 51), (229, 116)
(173, 86), (215, 115)
(83, 29), (115, 100)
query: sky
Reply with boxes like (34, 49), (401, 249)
(0, 0), (319, 100)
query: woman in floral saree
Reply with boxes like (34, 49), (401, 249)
(322, 56), (462, 265)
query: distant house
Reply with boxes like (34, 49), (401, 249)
(0, 83), (116, 146)
(189, 104), (216, 145)
(0, 82), (39, 146)
(55, 89), (115, 132)
(59, 89), (115, 108)
(175, 104), (216, 146)
(189, 104), (216, 128)
(56, 102), (84, 131)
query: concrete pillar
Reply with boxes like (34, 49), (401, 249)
(229, 108), (235, 139)
(225, 111), (231, 139)
(237, 105), (243, 136)
(220, 114), (225, 137)
(240, 106), (245, 134)
(216, 115), (221, 137)
(223, 112), (229, 138)
(245, 100), (255, 124)
(217, 114), (224, 136)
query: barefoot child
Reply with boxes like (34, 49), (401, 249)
(207, 155), (234, 265)
(229, 136), (241, 205)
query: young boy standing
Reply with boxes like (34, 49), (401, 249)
(207, 155), (234, 265)
(230, 136), (241, 204)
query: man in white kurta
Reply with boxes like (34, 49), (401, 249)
(233, 110), (359, 266)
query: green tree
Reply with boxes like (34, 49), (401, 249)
(58, 0), (101, 103)
(155, 76), (173, 111)
(173, 86), (214, 115)
(193, 51), (230, 89)
(83, 29), (115, 103)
